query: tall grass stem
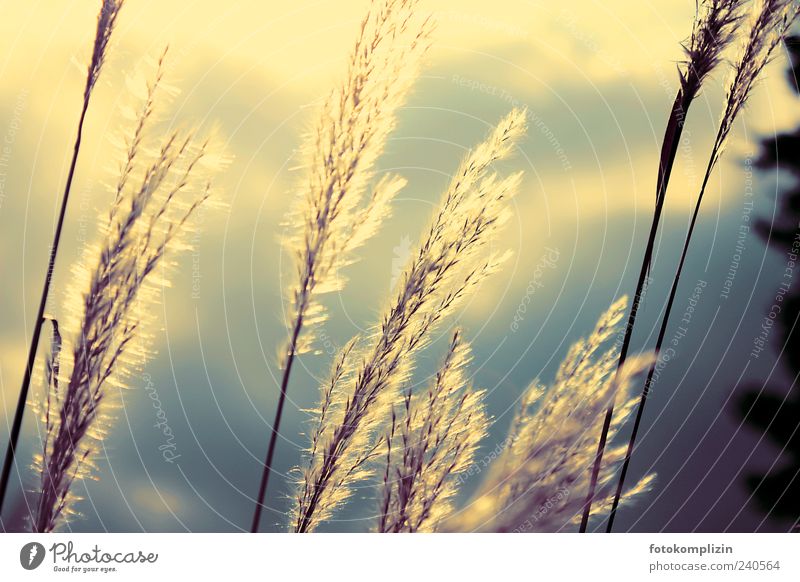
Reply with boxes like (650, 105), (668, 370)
(0, 103), (90, 518)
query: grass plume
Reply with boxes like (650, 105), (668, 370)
(606, 0), (800, 531)
(292, 108), (527, 533)
(448, 298), (655, 533)
(377, 330), (488, 532)
(251, 0), (433, 532)
(32, 54), (221, 532)
(0, 0), (126, 517)
(85, 0), (126, 102)
(710, 0), (799, 168)
(580, 0), (746, 531)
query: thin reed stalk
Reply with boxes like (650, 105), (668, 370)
(580, 0), (744, 531)
(0, 0), (125, 518)
(606, 0), (800, 532)
(32, 53), (220, 531)
(250, 0), (432, 532)
(292, 108), (527, 532)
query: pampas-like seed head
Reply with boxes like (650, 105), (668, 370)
(32, 55), (223, 532)
(283, 0), (432, 359)
(712, 0), (800, 165)
(445, 298), (655, 532)
(292, 108), (527, 532)
(679, 0), (745, 99)
(85, 0), (125, 102)
(377, 330), (488, 532)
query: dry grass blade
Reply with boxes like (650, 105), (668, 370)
(292, 108), (527, 532)
(377, 330), (488, 532)
(31, 56), (221, 532)
(447, 298), (655, 533)
(251, 0), (433, 531)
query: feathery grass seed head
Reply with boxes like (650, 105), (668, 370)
(85, 0), (125, 102)
(377, 330), (488, 532)
(293, 108), (527, 532)
(283, 0), (433, 358)
(680, 0), (745, 98)
(713, 0), (800, 164)
(445, 298), (655, 532)
(32, 55), (223, 532)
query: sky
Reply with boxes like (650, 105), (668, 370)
(0, 0), (798, 532)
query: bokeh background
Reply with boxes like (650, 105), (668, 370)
(0, 0), (798, 532)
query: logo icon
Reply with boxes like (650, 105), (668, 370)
(390, 235), (412, 291)
(20, 542), (46, 570)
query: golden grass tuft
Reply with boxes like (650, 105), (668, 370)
(292, 108), (527, 532)
(32, 53), (224, 532)
(251, 0), (434, 532)
(447, 298), (655, 533)
(378, 330), (488, 532)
